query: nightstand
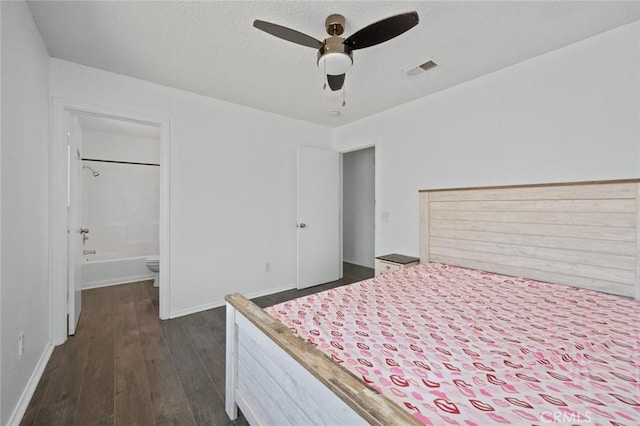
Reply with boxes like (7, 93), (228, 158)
(374, 254), (420, 277)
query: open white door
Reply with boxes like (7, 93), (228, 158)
(67, 113), (83, 335)
(297, 146), (340, 289)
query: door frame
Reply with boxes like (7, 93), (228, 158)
(339, 143), (377, 276)
(50, 98), (171, 345)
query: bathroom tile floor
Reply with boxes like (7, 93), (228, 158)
(21, 262), (373, 426)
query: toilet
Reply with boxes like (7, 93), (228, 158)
(145, 256), (160, 287)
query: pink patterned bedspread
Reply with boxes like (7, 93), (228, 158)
(265, 263), (640, 425)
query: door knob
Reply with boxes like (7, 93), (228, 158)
(80, 228), (89, 234)
(298, 223), (307, 228)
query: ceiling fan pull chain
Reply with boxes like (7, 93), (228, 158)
(322, 58), (327, 90)
(342, 82), (346, 107)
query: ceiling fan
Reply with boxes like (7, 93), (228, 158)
(253, 11), (419, 91)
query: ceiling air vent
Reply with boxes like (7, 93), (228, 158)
(406, 60), (438, 77)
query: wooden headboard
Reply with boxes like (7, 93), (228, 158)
(419, 180), (640, 300)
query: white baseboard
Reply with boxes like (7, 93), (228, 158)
(170, 299), (226, 319)
(7, 343), (54, 426)
(244, 284), (297, 302)
(82, 274), (154, 290)
(169, 283), (296, 319)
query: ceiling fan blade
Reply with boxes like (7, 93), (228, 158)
(253, 20), (324, 49)
(327, 74), (345, 91)
(345, 11), (419, 50)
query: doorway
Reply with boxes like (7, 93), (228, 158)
(51, 99), (171, 344)
(77, 114), (161, 287)
(70, 113), (161, 333)
(342, 147), (375, 269)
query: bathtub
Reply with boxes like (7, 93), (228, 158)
(82, 256), (155, 289)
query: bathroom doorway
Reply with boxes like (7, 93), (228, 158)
(69, 113), (161, 334)
(77, 114), (160, 290)
(51, 99), (170, 344)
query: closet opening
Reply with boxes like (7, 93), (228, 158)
(341, 146), (375, 278)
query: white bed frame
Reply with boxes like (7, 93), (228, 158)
(226, 179), (640, 425)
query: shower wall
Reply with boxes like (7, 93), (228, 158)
(81, 126), (160, 267)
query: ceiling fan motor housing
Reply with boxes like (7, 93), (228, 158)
(325, 14), (345, 36)
(317, 36), (353, 75)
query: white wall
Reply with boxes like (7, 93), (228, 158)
(1, 2), (51, 424)
(335, 21), (640, 258)
(343, 148), (375, 268)
(50, 59), (334, 316)
(82, 128), (160, 262)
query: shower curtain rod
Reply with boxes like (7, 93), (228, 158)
(82, 158), (160, 167)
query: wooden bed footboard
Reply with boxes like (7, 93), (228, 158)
(225, 293), (421, 426)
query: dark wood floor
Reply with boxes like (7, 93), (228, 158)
(21, 263), (373, 426)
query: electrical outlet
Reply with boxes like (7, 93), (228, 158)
(265, 262), (271, 272)
(381, 211), (390, 222)
(18, 332), (25, 358)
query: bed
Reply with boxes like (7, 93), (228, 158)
(225, 180), (640, 425)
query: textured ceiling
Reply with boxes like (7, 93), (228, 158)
(28, 1), (640, 127)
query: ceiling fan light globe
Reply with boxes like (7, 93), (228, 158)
(318, 52), (352, 75)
